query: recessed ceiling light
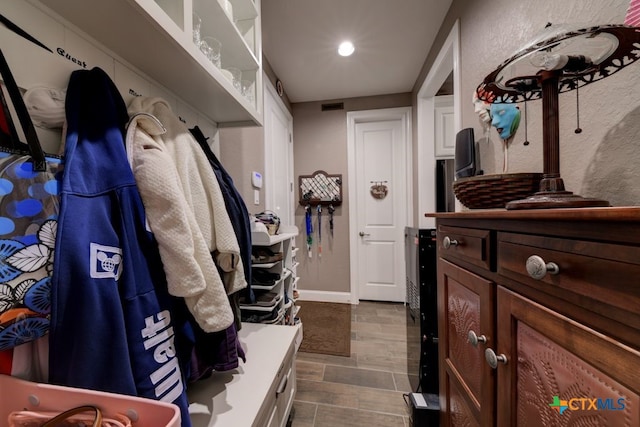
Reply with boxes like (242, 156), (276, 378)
(338, 41), (355, 57)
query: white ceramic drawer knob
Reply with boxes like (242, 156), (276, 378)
(526, 255), (560, 280)
(485, 348), (508, 369)
(443, 236), (459, 249)
(468, 330), (487, 347)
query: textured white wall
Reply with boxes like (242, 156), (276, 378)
(459, 0), (640, 206)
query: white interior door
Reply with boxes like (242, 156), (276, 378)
(348, 108), (412, 302)
(264, 78), (294, 226)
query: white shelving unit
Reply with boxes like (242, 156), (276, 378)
(29, 0), (263, 126)
(244, 225), (302, 349)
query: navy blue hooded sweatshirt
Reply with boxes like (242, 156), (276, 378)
(49, 68), (192, 426)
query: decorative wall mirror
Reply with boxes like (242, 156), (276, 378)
(298, 170), (343, 206)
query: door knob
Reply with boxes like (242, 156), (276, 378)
(359, 231), (370, 237)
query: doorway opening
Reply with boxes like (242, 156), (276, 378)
(417, 19), (461, 227)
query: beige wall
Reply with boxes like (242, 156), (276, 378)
(263, 56), (293, 114)
(293, 94), (411, 293)
(414, 0), (640, 209)
(218, 126), (266, 215)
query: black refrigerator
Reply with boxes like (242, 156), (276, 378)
(405, 227), (439, 394)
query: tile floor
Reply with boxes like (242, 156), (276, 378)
(290, 301), (419, 427)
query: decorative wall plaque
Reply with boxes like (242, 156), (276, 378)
(298, 170), (342, 206)
(370, 181), (388, 199)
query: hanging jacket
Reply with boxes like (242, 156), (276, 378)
(126, 97), (247, 332)
(190, 126), (254, 306)
(188, 314), (246, 381)
(125, 113), (243, 376)
(49, 68), (192, 426)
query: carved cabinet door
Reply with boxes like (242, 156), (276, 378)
(438, 259), (496, 426)
(495, 286), (640, 427)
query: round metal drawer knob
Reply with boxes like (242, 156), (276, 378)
(485, 348), (508, 369)
(468, 330), (487, 347)
(443, 236), (459, 249)
(526, 255), (560, 280)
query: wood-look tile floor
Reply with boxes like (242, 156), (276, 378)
(290, 301), (418, 427)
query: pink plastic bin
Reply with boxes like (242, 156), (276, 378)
(0, 374), (180, 426)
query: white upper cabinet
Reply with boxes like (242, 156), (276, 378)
(434, 94), (455, 158)
(31, 0), (263, 127)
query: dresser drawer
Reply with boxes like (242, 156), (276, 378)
(497, 232), (640, 332)
(438, 225), (492, 270)
(275, 359), (295, 426)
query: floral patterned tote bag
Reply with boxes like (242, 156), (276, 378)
(0, 49), (62, 352)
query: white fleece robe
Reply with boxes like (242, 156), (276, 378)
(125, 98), (246, 332)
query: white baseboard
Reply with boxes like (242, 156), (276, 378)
(297, 290), (356, 304)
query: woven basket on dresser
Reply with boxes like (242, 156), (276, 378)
(453, 173), (543, 209)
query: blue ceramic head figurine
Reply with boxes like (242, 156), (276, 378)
(490, 103), (521, 140)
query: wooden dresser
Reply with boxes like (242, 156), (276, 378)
(429, 207), (640, 426)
